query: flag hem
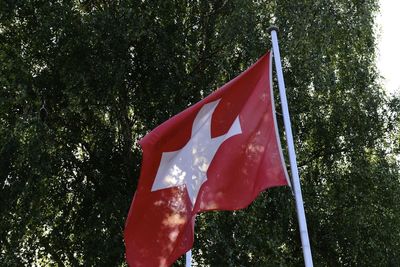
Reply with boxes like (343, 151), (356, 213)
(269, 51), (291, 188)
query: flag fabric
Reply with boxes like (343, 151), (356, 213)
(124, 52), (290, 266)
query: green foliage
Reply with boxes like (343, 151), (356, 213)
(0, 0), (399, 266)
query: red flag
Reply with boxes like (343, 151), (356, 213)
(124, 52), (290, 266)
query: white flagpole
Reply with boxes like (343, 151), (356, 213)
(268, 26), (314, 267)
(185, 250), (192, 267)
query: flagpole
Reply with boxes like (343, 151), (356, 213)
(185, 250), (192, 267)
(267, 26), (314, 267)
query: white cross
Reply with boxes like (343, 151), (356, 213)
(151, 99), (242, 206)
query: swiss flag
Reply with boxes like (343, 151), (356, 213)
(124, 52), (290, 266)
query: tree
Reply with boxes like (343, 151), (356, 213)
(1, 0), (399, 266)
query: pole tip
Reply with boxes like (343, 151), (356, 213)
(267, 26), (279, 34)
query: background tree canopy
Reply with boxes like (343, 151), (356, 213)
(1, 0), (399, 266)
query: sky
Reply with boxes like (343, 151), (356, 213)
(376, 0), (400, 95)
